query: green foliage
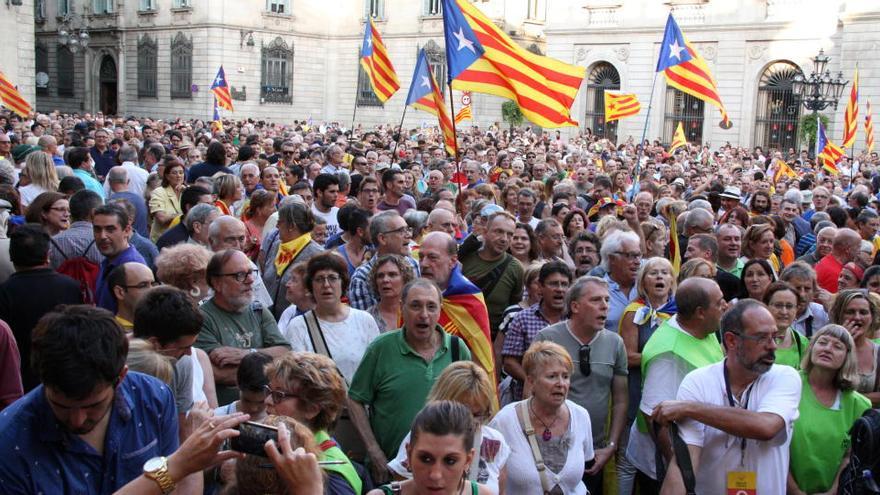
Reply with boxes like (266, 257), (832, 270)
(798, 113), (830, 150)
(501, 100), (524, 132)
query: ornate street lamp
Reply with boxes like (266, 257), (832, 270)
(791, 49), (848, 155)
(57, 11), (90, 54)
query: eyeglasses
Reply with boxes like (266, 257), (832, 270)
(578, 344), (592, 377)
(123, 281), (161, 290)
(313, 274), (342, 286)
(216, 269), (258, 283)
(383, 226), (412, 236)
(613, 251), (642, 261)
(734, 332), (784, 346)
(263, 385), (304, 404)
(769, 302), (796, 311)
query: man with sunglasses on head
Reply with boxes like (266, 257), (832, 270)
(535, 275), (627, 494)
(196, 249), (290, 406)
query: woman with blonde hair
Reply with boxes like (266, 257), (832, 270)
(787, 325), (871, 495)
(212, 173), (243, 216)
(828, 289), (880, 404)
(125, 338), (174, 385)
(155, 242), (213, 302)
(19, 151), (59, 209)
(742, 222), (781, 273)
(389, 361), (510, 494)
(677, 258), (716, 284)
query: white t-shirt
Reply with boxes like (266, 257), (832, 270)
(311, 204), (340, 239)
(283, 307), (380, 384)
(490, 400), (594, 495)
(676, 362), (802, 495)
(388, 425), (510, 494)
(18, 183), (46, 208)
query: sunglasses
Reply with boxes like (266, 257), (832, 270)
(579, 344), (591, 377)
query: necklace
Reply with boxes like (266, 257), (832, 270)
(528, 398), (561, 441)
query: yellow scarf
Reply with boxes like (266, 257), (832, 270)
(274, 233), (312, 276)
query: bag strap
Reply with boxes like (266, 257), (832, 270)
(873, 343), (880, 392)
(515, 401), (553, 494)
(670, 424), (697, 495)
(304, 310), (332, 360)
(451, 335), (460, 363)
(467, 426), (483, 481)
(472, 253), (514, 299)
(80, 239), (96, 258)
(49, 238), (69, 261)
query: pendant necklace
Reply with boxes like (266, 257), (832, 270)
(529, 398), (560, 441)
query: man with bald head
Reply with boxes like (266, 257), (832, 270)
(626, 278), (728, 489)
(426, 208), (457, 238)
(208, 215), (273, 309)
(815, 227), (862, 293)
(426, 169), (446, 196)
(108, 262), (156, 333)
(419, 231), (495, 387)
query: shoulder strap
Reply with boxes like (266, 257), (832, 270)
(874, 343), (880, 392)
(304, 310), (332, 360)
(451, 335), (460, 363)
(472, 254), (514, 299)
(669, 423), (697, 495)
(515, 401), (552, 494)
(49, 238), (69, 261)
(80, 239), (95, 257)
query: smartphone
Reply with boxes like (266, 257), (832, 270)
(230, 421), (278, 457)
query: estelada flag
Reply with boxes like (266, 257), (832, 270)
(406, 49), (456, 156)
(816, 117), (843, 175)
(440, 0), (585, 128)
(604, 91), (641, 121)
(438, 264), (498, 410)
(669, 122), (687, 154)
(0, 71), (31, 118)
(211, 66), (233, 112)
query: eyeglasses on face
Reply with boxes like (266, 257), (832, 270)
(313, 274), (342, 286)
(216, 269), (258, 283)
(613, 251), (642, 261)
(263, 385), (303, 404)
(123, 281), (161, 290)
(383, 226), (412, 236)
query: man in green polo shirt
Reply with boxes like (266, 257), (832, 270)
(348, 278), (472, 484)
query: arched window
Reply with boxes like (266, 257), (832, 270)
(137, 34), (157, 98)
(422, 40), (446, 95)
(261, 37), (293, 104)
(754, 61), (802, 152)
(584, 62), (620, 142)
(663, 88), (704, 145)
(170, 32), (192, 99)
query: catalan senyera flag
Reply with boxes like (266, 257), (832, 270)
(210, 66), (233, 112)
(440, 0), (585, 128)
(406, 49), (457, 156)
(772, 159), (798, 183)
(657, 14), (731, 129)
(0, 71), (32, 118)
(454, 105), (472, 124)
(360, 19), (399, 103)
(866, 100), (874, 153)
(667, 210), (682, 276)
(604, 91), (641, 122)
(816, 116), (844, 175)
(438, 264), (497, 411)
(669, 122), (687, 154)
(842, 68), (858, 149)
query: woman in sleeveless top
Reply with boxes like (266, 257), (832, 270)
(829, 289), (880, 406)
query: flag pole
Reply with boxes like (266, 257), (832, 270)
(390, 105), (409, 166)
(629, 71), (659, 202)
(447, 82), (462, 198)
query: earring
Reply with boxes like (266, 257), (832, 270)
(189, 287), (201, 298)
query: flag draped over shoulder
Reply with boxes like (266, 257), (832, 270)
(669, 122), (687, 154)
(866, 100), (874, 154)
(406, 49), (456, 156)
(440, 0), (585, 128)
(438, 265), (496, 407)
(360, 19), (400, 103)
(211, 66), (233, 112)
(816, 117), (843, 175)
(657, 14), (730, 128)
(604, 91), (641, 122)
(0, 71), (31, 118)
(842, 68), (858, 149)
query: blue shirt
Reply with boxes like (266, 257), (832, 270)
(0, 372), (179, 494)
(109, 191), (149, 237)
(90, 146), (118, 178)
(96, 245), (147, 312)
(604, 273), (638, 333)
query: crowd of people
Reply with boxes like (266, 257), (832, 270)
(0, 107), (879, 494)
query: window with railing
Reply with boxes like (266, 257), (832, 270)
(58, 0), (70, 16)
(584, 62), (621, 142)
(92, 0), (113, 14)
(36, 43), (49, 96)
(261, 37), (294, 104)
(754, 61), (803, 152)
(356, 63), (383, 107)
(663, 87), (704, 146)
(138, 35), (157, 97)
(423, 40), (447, 95)
(170, 32), (192, 99)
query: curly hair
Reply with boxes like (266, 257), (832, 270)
(264, 352), (347, 432)
(155, 243), (212, 291)
(368, 254), (416, 297)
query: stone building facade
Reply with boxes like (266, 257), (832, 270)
(24, 0), (880, 151)
(2, 0), (36, 108)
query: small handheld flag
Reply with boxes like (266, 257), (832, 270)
(669, 122), (687, 154)
(0, 71), (32, 118)
(772, 159), (797, 183)
(842, 68), (858, 149)
(211, 66), (233, 112)
(866, 100), (874, 154)
(360, 19), (399, 103)
(604, 92), (641, 122)
(454, 105), (472, 124)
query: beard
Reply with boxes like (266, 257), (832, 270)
(737, 348), (775, 374)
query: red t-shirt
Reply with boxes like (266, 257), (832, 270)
(815, 253), (843, 294)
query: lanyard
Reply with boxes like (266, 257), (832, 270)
(723, 359), (753, 466)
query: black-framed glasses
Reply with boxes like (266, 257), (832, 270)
(578, 344), (591, 377)
(383, 226), (412, 236)
(313, 275), (342, 286)
(263, 385), (303, 404)
(216, 269), (258, 283)
(734, 332), (783, 346)
(123, 281), (161, 290)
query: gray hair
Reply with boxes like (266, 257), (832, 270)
(277, 202), (314, 233)
(208, 215), (245, 243)
(780, 260), (817, 284)
(783, 189), (804, 205)
(369, 210), (401, 242)
(687, 199), (712, 212)
(404, 210), (429, 236)
(684, 208), (714, 232)
(184, 203), (218, 230)
(107, 166), (129, 185)
(564, 276), (608, 318)
(239, 162), (259, 176)
(401, 277), (442, 305)
(118, 146), (139, 163)
(600, 229), (640, 271)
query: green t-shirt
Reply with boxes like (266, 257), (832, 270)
(775, 329), (809, 369)
(460, 251), (524, 335)
(790, 371), (871, 494)
(195, 299), (291, 405)
(348, 327), (472, 460)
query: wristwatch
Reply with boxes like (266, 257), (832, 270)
(143, 456), (176, 494)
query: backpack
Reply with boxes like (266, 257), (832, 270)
(839, 408), (880, 495)
(50, 239), (100, 305)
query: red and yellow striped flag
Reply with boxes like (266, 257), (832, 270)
(407, 50), (456, 156)
(866, 100), (874, 154)
(454, 104), (472, 124)
(360, 19), (399, 103)
(772, 159), (797, 183)
(446, 0), (585, 128)
(0, 71), (31, 119)
(669, 122), (687, 153)
(604, 91), (641, 122)
(842, 68), (858, 149)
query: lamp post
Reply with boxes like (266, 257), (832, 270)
(790, 49), (848, 156)
(57, 11), (90, 54)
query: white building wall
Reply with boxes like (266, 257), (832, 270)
(1, 0), (36, 109)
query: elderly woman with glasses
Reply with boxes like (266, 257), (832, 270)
(828, 289), (880, 405)
(283, 252), (380, 384)
(763, 281), (809, 369)
(787, 324), (871, 495)
(491, 341), (595, 495)
(264, 351), (363, 495)
(389, 361), (510, 494)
